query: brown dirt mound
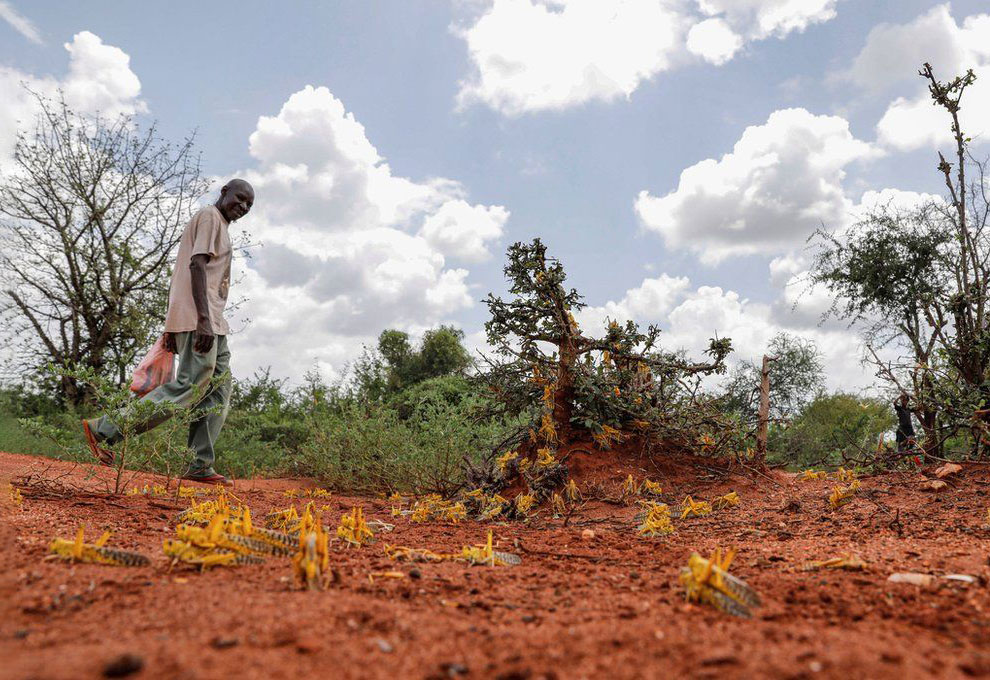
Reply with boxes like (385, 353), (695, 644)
(4, 450), (990, 679)
(511, 432), (737, 496)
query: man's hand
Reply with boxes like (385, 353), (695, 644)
(194, 321), (215, 354)
(162, 332), (177, 353)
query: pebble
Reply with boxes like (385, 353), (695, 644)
(374, 638), (394, 653)
(211, 636), (239, 649)
(581, 529), (596, 540)
(441, 662), (469, 676)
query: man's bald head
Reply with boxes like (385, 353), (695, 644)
(215, 178), (254, 222)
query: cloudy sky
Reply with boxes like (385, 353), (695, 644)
(1, 0), (988, 390)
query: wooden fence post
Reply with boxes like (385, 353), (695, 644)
(755, 354), (772, 466)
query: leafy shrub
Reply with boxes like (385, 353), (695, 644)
(768, 393), (894, 468)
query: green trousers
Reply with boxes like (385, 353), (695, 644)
(90, 332), (231, 473)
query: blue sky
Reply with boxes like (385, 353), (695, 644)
(2, 1), (989, 387)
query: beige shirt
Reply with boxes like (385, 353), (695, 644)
(163, 206), (232, 335)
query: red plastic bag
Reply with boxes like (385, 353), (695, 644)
(130, 336), (175, 397)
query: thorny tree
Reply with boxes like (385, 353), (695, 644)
(481, 239), (733, 453)
(811, 64), (990, 457)
(722, 332), (824, 424)
(0, 92), (209, 405)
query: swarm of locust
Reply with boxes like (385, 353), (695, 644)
(384, 530), (521, 567)
(636, 502), (674, 537)
(8, 482), (23, 507)
(175, 489), (243, 525)
(680, 547), (760, 618)
(680, 495), (713, 519)
(49, 527), (150, 567)
(711, 491), (739, 511)
(828, 480), (861, 509)
(336, 506), (375, 547)
(462, 488), (509, 520)
(640, 479), (663, 497)
(400, 495), (468, 524)
(291, 504), (332, 590)
(283, 487), (332, 499)
(832, 467), (857, 483)
(165, 503), (295, 571)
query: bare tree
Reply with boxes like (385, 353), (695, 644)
(0, 91), (209, 404)
(811, 64), (990, 457)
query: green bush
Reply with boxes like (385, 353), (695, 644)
(768, 393), (894, 468)
(298, 383), (522, 495)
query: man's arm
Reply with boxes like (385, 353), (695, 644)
(189, 253), (215, 353)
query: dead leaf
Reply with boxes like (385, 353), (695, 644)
(934, 463), (962, 478)
(920, 479), (948, 491)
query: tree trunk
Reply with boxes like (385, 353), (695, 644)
(755, 355), (771, 467)
(553, 338), (577, 444)
(918, 409), (939, 457)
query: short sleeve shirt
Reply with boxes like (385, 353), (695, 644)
(163, 206), (232, 335)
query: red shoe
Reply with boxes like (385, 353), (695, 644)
(180, 469), (233, 487)
(81, 420), (114, 467)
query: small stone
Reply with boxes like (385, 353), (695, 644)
(211, 636), (239, 649)
(888, 572), (937, 587)
(409, 568), (422, 580)
(580, 529), (596, 540)
(521, 614), (536, 623)
(103, 653), (144, 678)
(13, 629), (28, 639)
(374, 638), (393, 653)
(809, 661), (823, 672)
(442, 662), (469, 677)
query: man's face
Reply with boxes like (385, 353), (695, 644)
(218, 183), (254, 222)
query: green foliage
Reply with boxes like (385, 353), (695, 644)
(0, 92), (208, 404)
(388, 375), (476, 421)
(0, 359), (518, 495)
(809, 65), (990, 458)
(768, 393), (894, 468)
(298, 386), (522, 496)
(481, 238), (732, 446)
(15, 363), (209, 492)
(354, 325), (472, 400)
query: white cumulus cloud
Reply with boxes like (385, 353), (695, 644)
(695, 0), (837, 40)
(0, 31), (146, 160)
(686, 18), (742, 66)
(576, 275), (869, 391)
(455, 0), (687, 116)
(455, 0), (841, 115)
(230, 86), (508, 379)
(419, 199), (509, 262)
(635, 107), (878, 263)
(845, 5), (990, 151)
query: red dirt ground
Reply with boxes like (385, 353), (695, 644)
(3, 448), (990, 680)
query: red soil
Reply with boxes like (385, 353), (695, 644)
(3, 448), (990, 680)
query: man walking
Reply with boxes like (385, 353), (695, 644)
(83, 179), (255, 485)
